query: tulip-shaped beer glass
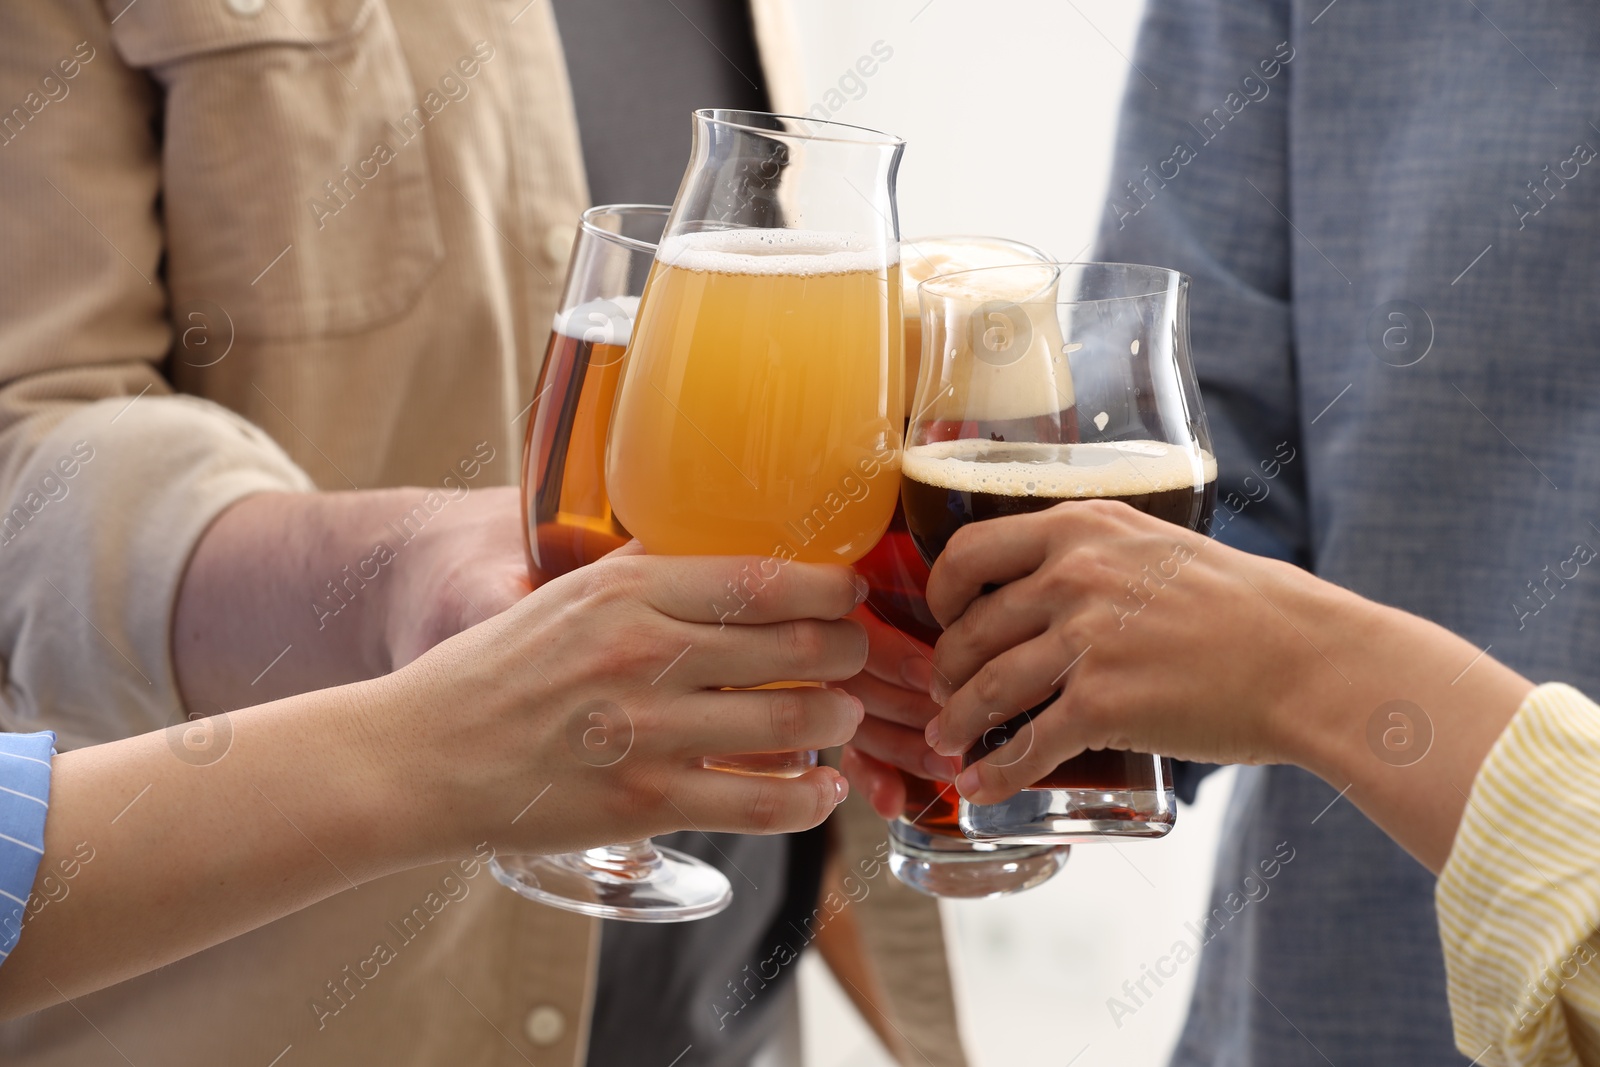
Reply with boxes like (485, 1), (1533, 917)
(902, 262), (1216, 843)
(608, 110), (906, 781)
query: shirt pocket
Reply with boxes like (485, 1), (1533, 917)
(111, 0), (445, 340)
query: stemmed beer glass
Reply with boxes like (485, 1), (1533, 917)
(491, 205), (738, 920)
(902, 262), (1216, 843)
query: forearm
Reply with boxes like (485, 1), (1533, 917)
(0, 682), (422, 1018)
(173, 490), (413, 712)
(1266, 560), (1534, 873)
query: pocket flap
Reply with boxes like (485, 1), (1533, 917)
(110, 0), (373, 67)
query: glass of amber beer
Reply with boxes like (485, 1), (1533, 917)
(523, 205), (667, 575)
(903, 261), (1216, 843)
(607, 110), (906, 781)
(854, 237), (1070, 896)
(492, 204), (738, 921)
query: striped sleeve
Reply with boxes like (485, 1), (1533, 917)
(0, 730), (54, 963)
(1438, 683), (1600, 1067)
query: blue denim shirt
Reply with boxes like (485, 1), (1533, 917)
(1098, 1), (1600, 1062)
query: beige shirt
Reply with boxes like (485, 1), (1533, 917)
(0, 1), (966, 1064)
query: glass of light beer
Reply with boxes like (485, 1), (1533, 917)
(607, 110), (906, 781)
(854, 237), (1070, 897)
(492, 204), (738, 921)
(904, 261), (1216, 843)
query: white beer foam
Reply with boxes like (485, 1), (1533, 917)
(552, 295), (641, 346)
(902, 438), (1217, 498)
(657, 228), (894, 276)
(901, 238), (1049, 301)
(920, 262), (1061, 304)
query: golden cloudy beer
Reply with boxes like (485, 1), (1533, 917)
(607, 229), (903, 563)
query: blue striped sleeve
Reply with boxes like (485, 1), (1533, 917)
(0, 731), (54, 963)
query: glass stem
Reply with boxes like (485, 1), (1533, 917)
(580, 839), (665, 881)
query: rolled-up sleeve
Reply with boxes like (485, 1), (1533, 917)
(0, 731), (54, 963)
(1438, 683), (1600, 1066)
(0, 3), (312, 748)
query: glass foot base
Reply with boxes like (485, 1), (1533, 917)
(887, 820), (1068, 898)
(960, 786), (1177, 844)
(490, 846), (732, 923)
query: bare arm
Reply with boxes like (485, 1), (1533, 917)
(922, 501), (1534, 873)
(172, 484), (532, 713)
(0, 552), (867, 1018)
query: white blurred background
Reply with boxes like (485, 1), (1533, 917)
(778, 4), (1243, 1065)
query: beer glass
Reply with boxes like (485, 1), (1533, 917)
(855, 237), (1069, 896)
(607, 109), (906, 778)
(492, 205), (736, 921)
(903, 262), (1215, 843)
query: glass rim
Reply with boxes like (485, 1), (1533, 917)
(903, 233), (1053, 263)
(917, 260), (1190, 305)
(693, 107), (906, 149)
(579, 203), (671, 255)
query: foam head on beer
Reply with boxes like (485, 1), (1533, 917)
(900, 238), (1055, 415)
(900, 237), (1052, 311)
(914, 261), (1078, 428)
(552, 295), (640, 350)
(901, 438), (1219, 562)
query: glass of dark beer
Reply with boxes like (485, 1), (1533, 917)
(492, 204), (737, 921)
(855, 236), (1069, 896)
(903, 261), (1215, 843)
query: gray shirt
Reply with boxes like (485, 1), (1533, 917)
(1099, 1), (1600, 1063)
(552, 0), (769, 206)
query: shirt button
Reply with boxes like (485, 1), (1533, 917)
(523, 1005), (565, 1046)
(224, 0), (265, 16)
(543, 223), (577, 265)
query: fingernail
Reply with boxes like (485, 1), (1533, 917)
(924, 719), (941, 751)
(929, 679), (950, 706)
(923, 751), (961, 781)
(955, 766), (980, 797)
(900, 655), (934, 693)
(848, 693), (865, 723)
(833, 775), (850, 805)
(851, 574), (870, 606)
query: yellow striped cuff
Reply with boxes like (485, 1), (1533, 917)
(1437, 682), (1600, 1067)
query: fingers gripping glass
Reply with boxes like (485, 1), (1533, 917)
(492, 205), (733, 921)
(903, 262), (1215, 844)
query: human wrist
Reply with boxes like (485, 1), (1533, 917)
(1254, 559), (1384, 781)
(340, 657), (469, 869)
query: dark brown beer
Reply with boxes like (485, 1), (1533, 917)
(521, 302), (635, 578)
(899, 436), (1217, 797)
(855, 414), (1078, 836)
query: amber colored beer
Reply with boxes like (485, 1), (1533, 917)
(899, 436), (1217, 799)
(521, 298), (637, 578)
(607, 229), (902, 563)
